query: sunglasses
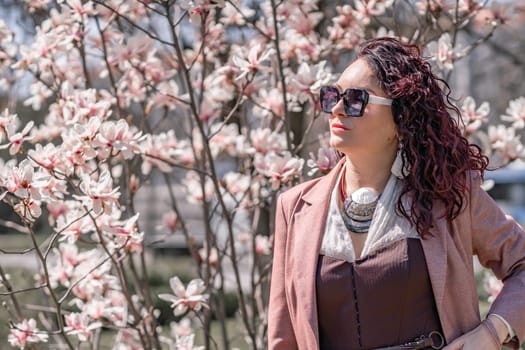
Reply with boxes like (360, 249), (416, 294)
(320, 85), (393, 117)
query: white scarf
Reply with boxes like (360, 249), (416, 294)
(320, 154), (419, 262)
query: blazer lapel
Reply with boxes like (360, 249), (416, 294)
(420, 216), (449, 339)
(292, 159), (344, 349)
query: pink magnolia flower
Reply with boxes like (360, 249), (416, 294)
(0, 120), (34, 155)
(501, 97), (525, 129)
(426, 33), (460, 72)
(255, 235), (271, 255)
(162, 211), (179, 232)
(253, 88), (285, 118)
(65, 0), (97, 22)
(488, 124), (525, 166)
(56, 206), (92, 243)
(288, 61), (333, 104)
(222, 172), (251, 196)
(254, 151), (304, 190)
(198, 246), (219, 268)
(158, 276), (209, 316)
(64, 312), (102, 342)
(209, 123), (241, 157)
(175, 334), (205, 350)
(103, 213), (144, 252)
(23, 81), (53, 111)
(220, 2), (256, 26)
(232, 43), (275, 80)
(8, 318), (48, 348)
(327, 5), (364, 50)
(170, 317), (194, 338)
(4, 160), (47, 200)
(46, 201), (69, 225)
(94, 119), (145, 160)
(183, 172), (214, 204)
(354, 0), (394, 25)
(103, 213), (140, 236)
(307, 146), (340, 176)
(0, 109), (18, 144)
(249, 128), (287, 155)
(75, 171), (121, 215)
(14, 197), (42, 220)
(179, 0), (225, 22)
(483, 271), (503, 303)
(28, 143), (68, 175)
(461, 96), (490, 134)
(141, 131), (193, 174)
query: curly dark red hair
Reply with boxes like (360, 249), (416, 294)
(357, 37), (488, 237)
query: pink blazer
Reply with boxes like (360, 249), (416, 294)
(268, 159), (525, 349)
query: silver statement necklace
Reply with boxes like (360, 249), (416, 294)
(339, 169), (380, 234)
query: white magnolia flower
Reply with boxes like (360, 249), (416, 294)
(232, 43), (275, 80)
(8, 318), (49, 348)
(158, 277), (209, 316)
(501, 97), (525, 129)
(461, 96), (490, 134)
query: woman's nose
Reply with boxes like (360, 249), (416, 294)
(330, 98), (346, 118)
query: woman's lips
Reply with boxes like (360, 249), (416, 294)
(331, 122), (349, 132)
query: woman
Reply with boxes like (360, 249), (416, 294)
(267, 38), (525, 350)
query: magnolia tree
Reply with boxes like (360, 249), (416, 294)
(0, 0), (524, 349)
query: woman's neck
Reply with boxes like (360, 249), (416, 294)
(343, 148), (397, 195)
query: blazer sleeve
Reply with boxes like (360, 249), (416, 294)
(469, 173), (525, 348)
(267, 194), (298, 350)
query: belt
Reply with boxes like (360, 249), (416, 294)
(373, 331), (445, 350)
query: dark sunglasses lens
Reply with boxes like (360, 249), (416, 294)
(343, 89), (366, 117)
(320, 86), (339, 113)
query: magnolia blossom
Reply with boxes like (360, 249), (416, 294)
(488, 124), (525, 166)
(307, 147), (340, 176)
(254, 87), (287, 118)
(249, 128), (287, 155)
(209, 123), (242, 157)
(255, 235), (271, 255)
(179, 0), (225, 22)
(232, 43), (275, 80)
(501, 97), (525, 129)
(461, 96), (490, 134)
(158, 276), (209, 316)
(198, 245), (219, 268)
(4, 159), (48, 200)
(426, 33), (458, 72)
(64, 312), (103, 342)
(170, 317), (194, 338)
(0, 120), (34, 155)
(75, 171), (121, 215)
(483, 271), (503, 303)
(183, 172), (214, 204)
(354, 0), (395, 25)
(0, 109), (19, 143)
(222, 172), (251, 196)
(287, 61), (333, 104)
(8, 319), (48, 348)
(103, 213), (140, 237)
(141, 131), (193, 174)
(254, 151), (304, 190)
(162, 211), (179, 232)
(220, 2), (256, 26)
(94, 119), (145, 159)
(327, 5), (365, 50)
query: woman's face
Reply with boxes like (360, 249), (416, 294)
(328, 58), (398, 157)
